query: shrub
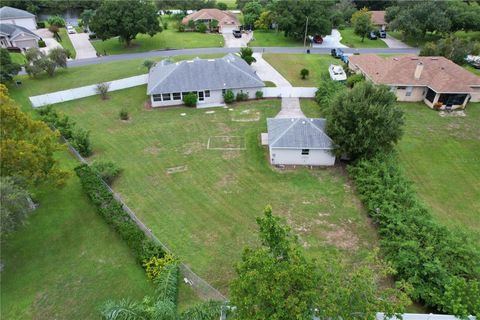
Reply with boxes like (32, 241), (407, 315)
(48, 24), (59, 35)
(143, 59), (155, 70)
(91, 160), (122, 184)
(142, 253), (177, 280)
(72, 128), (92, 157)
(239, 47), (256, 65)
(38, 40), (46, 48)
(300, 68), (309, 79)
(163, 22), (168, 30)
(119, 109), (129, 120)
(223, 89), (235, 103)
(346, 73), (364, 88)
(88, 33), (97, 39)
(217, 2), (228, 10)
(255, 90), (263, 99)
(236, 91), (249, 101)
(196, 23), (207, 33)
(37, 21), (46, 28)
(177, 23), (185, 32)
(95, 82), (110, 100)
(47, 15), (66, 27)
(183, 92), (197, 107)
(315, 74), (346, 113)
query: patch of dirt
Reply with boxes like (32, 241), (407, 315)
(144, 100), (153, 110)
(231, 109), (261, 122)
(144, 146), (162, 155)
(166, 165), (188, 174)
(324, 225), (360, 250)
(183, 142), (204, 155)
(121, 118), (132, 124)
(222, 150), (241, 160)
(439, 110), (466, 117)
(106, 128), (119, 134)
(215, 174), (237, 189)
(216, 122), (232, 134)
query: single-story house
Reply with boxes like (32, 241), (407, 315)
(348, 54), (480, 109)
(146, 54), (264, 107)
(0, 6), (36, 30)
(266, 118), (335, 166)
(181, 8), (239, 33)
(0, 23), (40, 50)
(369, 10), (386, 30)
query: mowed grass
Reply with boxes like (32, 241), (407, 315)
(9, 52), (27, 65)
(0, 152), (154, 319)
(249, 30), (303, 47)
(263, 53), (342, 86)
(52, 86), (377, 293)
(58, 28), (77, 59)
(397, 103), (480, 243)
(339, 27), (388, 48)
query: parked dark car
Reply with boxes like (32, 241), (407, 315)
(368, 31), (378, 40)
(233, 30), (242, 38)
(331, 48), (344, 58)
(312, 35), (323, 44)
(378, 29), (386, 38)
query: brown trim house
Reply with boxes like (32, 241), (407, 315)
(348, 54), (480, 109)
(369, 11), (386, 29)
(181, 9), (239, 32)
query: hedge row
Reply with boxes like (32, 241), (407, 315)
(75, 164), (165, 265)
(348, 154), (480, 317)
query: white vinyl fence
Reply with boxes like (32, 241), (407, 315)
(29, 74), (148, 108)
(262, 87), (317, 98)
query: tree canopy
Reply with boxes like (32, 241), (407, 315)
(420, 35), (475, 65)
(91, 0), (162, 47)
(0, 49), (21, 84)
(353, 9), (372, 42)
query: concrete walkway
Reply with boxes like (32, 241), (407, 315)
(252, 53), (305, 118)
(381, 35), (410, 48)
(67, 32), (97, 59)
(35, 28), (62, 54)
(312, 29), (347, 48)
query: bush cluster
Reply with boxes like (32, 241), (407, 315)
(255, 90), (263, 99)
(345, 73), (364, 88)
(223, 89), (235, 103)
(142, 253), (177, 280)
(348, 154), (480, 317)
(75, 164), (165, 265)
(236, 91), (248, 102)
(183, 92), (197, 107)
(38, 106), (92, 157)
(91, 160), (121, 184)
(38, 40), (46, 48)
(119, 109), (129, 120)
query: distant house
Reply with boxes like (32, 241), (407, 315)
(0, 23), (40, 50)
(146, 54), (264, 107)
(181, 9), (239, 33)
(0, 6), (36, 30)
(348, 54), (480, 109)
(369, 10), (386, 30)
(266, 118), (335, 166)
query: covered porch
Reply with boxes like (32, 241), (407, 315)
(424, 88), (470, 110)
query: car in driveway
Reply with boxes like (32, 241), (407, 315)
(233, 30), (242, 38)
(67, 25), (75, 34)
(378, 29), (386, 38)
(368, 31), (377, 40)
(331, 48), (344, 58)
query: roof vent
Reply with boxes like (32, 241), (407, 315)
(302, 121), (306, 124)
(186, 60), (194, 63)
(411, 57), (419, 60)
(430, 57), (439, 60)
(291, 118), (295, 122)
(208, 59), (215, 61)
(393, 58), (399, 61)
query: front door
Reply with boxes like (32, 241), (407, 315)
(198, 91), (204, 102)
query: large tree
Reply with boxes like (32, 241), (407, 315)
(326, 81), (404, 160)
(446, 0), (480, 33)
(273, 0), (335, 39)
(0, 85), (69, 187)
(230, 206), (410, 319)
(91, 0), (162, 47)
(0, 49), (21, 84)
(420, 36), (474, 65)
(353, 10), (372, 42)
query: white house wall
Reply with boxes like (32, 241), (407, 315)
(269, 147), (336, 166)
(0, 17), (36, 30)
(12, 37), (38, 49)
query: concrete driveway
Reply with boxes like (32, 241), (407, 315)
(223, 29), (252, 48)
(67, 32), (97, 59)
(311, 29), (347, 48)
(35, 28), (62, 54)
(381, 34), (410, 48)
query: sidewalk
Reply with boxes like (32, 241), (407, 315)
(67, 32), (97, 59)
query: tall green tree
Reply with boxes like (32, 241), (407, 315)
(326, 81), (403, 160)
(420, 36), (474, 65)
(91, 0), (162, 47)
(80, 9), (95, 31)
(243, 1), (263, 29)
(239, 47), (256, 65)
(353, 11), (372, 42)
(0, 49), (21, 84)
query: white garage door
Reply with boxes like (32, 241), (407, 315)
(221, 25), (237, 34)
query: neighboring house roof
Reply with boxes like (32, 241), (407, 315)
(267, 118), (333, 149)
(147, 54), (264, 95)
(0, 6), (35, 19)
(369, 11), (385, 25)
(348, 54), (480, 93)
(181, 9), (239, 26)
(0, 23), (40, 40)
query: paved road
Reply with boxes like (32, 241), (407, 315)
(65, 46), (420, 68)
(381, 35), (410, 48)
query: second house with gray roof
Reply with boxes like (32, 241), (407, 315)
(146, 54), (265, 107)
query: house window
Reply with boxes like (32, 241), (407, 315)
(198, 91), (204, 101)
(405, 86), (413, 97)
(301, 149), (309, 155)
(152, 94), (162, 102)
(425, 88), (436, 103)
(173, 92), (181, 100)
(205, 90), (210, 97)
(222, 89), (226, 95)
(162, 93), (171, 101)
(397, 86), (406, 90)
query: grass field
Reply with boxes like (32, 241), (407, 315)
(9, 52), (27, 65)
(389, 30), (480, 48)
(339, 28), (388, 48)
(263, 53), (342, 86)
(58, 28), (77, 59)
(51, 86), (377, 293)
(249, 30), (303, 47)
(397, 102), (480, 243)
(0, 152), (154, 319)
(464, 64), (480, 76)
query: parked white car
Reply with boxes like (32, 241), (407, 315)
(328, 64), (347, 81)
(67, 25), (75, 34)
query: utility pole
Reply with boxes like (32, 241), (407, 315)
(303, 16), (309, 50)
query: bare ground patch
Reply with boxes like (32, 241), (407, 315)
(207, 136), (246, 150)
(144, 145), (162, 155)
(166, 165), (188, 174)
(231, 109), (261, 122)
(183, 142), (204, 155)
(222, 150), (241, 160)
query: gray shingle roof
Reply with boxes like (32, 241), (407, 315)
(267, 118), (333, 149)
(0, 23), (40, 39)
(147, 54), (264, 95)
(0, 6), (35, 19)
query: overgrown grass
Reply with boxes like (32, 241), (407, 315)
(339, 28), (388, 48)
(9, 52), (27, 65)
(300, 98), (324, 118)
(263, 53), (342, 86)
(388, 31), (441, 47)
(51, 86), (377, 293)
(397, 102), (480, 243)
(249, 30), (303, 47)
(58, 28), (77, 59)
(0, 152), (154, 319)
(464, 64), (480, 76)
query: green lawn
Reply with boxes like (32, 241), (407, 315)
(9, 52), (27, 65)
(0, 152), (154, 319)
(51, 86), (377, 293)
(58, 28), (77, 59)
(339, 27), (388, 48)
(464, 64), (480, 76)
(388, 31), (441, 47)
(300, 98), (324, 118)
(264, 80), (276, 87)
(249, 30), (303, 47)
(263, 53), (343, 86)
(397, 103), (480, 243)
(91, 29), (224, 55)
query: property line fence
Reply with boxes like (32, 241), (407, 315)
(59, 135), (227, 302)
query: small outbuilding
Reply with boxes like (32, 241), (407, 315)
(0, 6), (36, 30)
(266, 118), (335, 166)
